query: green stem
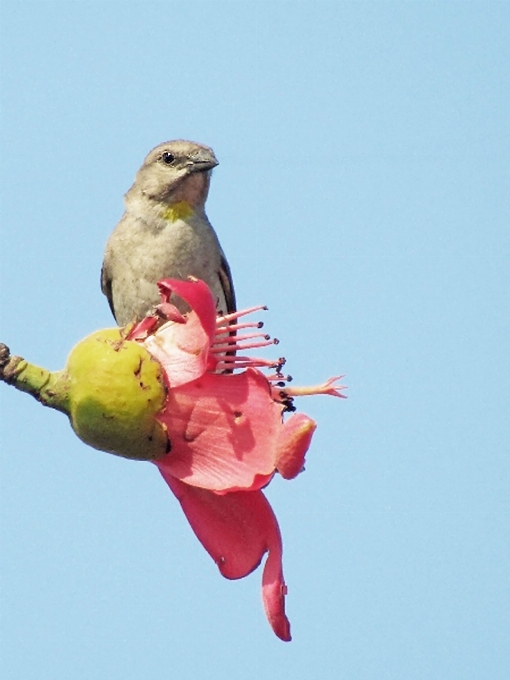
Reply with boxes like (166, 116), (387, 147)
(0, 343), (70, 415)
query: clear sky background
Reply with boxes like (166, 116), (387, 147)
(1, 2), (509, 678)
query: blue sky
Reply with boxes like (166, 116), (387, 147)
(1, 2), (509, 678)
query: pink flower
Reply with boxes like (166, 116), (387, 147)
(128, 278), (345, 641)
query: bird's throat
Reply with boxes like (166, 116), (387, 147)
(162, 200), (194, 223)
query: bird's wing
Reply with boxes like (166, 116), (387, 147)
(218, 253), (236, 314)
(100, 260), (117, 320)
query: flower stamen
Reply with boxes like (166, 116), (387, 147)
(272, 376), (347, 400)
(211, 338), (278, 353)
(213, 331), (272, 345)
(216, 305), (268, 325)
(215, 320), (264, 335)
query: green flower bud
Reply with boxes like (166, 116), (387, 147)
(65, 329), (168, 460)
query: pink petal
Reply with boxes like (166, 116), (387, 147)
(144, 311), (210, 388)
(142, 278), (219, 387)
(158, 278), (216, 341)
(160, 473), (291, 642)
(275, 413), (317, 480)
(154, 302), (187, 323)
(126, 316), (160, 341)
(156, 369), (281, 492)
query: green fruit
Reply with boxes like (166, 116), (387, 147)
(66, 329), (168, 461)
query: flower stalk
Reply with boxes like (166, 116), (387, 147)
(0, 344), (70, 414)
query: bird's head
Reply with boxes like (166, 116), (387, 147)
(128, 140), (219, 209)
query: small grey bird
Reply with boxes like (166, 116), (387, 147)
(101, 140), (235, 326)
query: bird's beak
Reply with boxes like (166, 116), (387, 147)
(188, 149), (219, 173)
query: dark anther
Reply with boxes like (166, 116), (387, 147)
(282, 400), (296, 413)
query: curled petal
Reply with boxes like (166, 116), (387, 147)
(275, 413), (317, 480)
(160, 473), (291, 642)
(154, 302), (187, 324)
(144, 312), (210, 388)
(140, 278), (219, 387)
(156, 369), (281, 492)
(158, 278), (216, 341)
(126, 316), (160, 341)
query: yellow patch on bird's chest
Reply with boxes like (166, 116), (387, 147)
(162, 200), (194, 222)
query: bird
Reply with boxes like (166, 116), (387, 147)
(101, 140), (235, 327)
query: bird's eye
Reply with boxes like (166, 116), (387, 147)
(161, 152), (175, 165)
